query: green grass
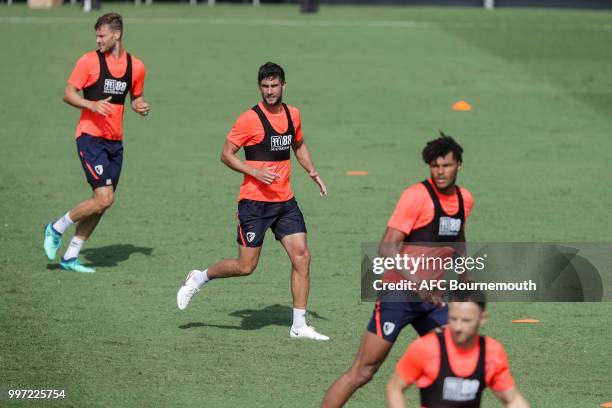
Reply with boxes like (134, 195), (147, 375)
(1, 4), (612, 407)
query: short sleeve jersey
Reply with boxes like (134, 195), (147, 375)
(68, 51), (146, 141)
(227, 102), (303, 202)
(388, 179), (474, 236)
(396, 328), (515, 393)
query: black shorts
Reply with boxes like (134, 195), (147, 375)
(367, 300), (448, 343)
(76, 134), (123, 190)
(236, 198), (307, 247)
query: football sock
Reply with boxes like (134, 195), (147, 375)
(192, 269), (210, 288)
(52, 212), (74, 235)
(292, 308), (307, 329)
(63, 236), (84, 260)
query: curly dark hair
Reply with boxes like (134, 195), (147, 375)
(422, 131), (463, 164)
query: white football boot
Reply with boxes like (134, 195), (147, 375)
(290, 325), (330, 341)
(176, 270), (201, 310)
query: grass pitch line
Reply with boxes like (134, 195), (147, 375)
(1, 16), (612, 32)
(0, 16), (426, 28)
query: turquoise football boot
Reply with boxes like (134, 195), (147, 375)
(43, 223), (62, 261)
(60, 257), (96, 273)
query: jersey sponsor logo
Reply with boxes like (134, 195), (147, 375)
(246, 232), (256, 243)
(103, 79), (128, 95)
(442, 377), (480, 401)
(270, 134), (292, 151)
(94, 165), (104, 175)
(439, 217), (462, 236)
(383, 322), (396, 336)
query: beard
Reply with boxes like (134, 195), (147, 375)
(263, 94), (283, 106)
(99, 40), (117, 54)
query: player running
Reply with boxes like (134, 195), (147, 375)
(321, 134), (473, 406)
(176, 62), (329, 341)
(43, 13), (149, 273)
(387, 291), (530, 408)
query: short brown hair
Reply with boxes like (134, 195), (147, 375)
(95, 13), (123, 39)
(447, 289), (486, 311)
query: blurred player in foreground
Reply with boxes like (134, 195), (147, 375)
(321, 134), (473, 406)
(387, 291), (530, 408)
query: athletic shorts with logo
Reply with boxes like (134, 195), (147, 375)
(367, 300), (448, 342)
(76, 133), (123, 190)
(236, 198), (307, 247)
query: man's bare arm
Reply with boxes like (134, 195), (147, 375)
(63, 83), (112, 116)
(494, 386), (530, 408)
(292, 138), (327, 196)
(387, 373), (410, 408)
(220, 139), (279, 185)
(130, 93), (150, 116)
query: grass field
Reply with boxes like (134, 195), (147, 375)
(1, 3), (612, 407)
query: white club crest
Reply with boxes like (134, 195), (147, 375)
(383, 322), (396, 336)
(94, 165), (104, 175)
(246, 232), (256, 243)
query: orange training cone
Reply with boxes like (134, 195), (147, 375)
(600, 403), (612, 408)
(452, 100), (472, 111)
(346, 171), (369, 176)
(511, 319), (540, 324)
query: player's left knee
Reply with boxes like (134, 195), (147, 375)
(237, 260), (257, 276)
(292, 248), (311, 267)
(99, 195), (114, 210)
(347, 364), (377, 387)
(94, 191), (114, 211)
(358, 364), (379, 384)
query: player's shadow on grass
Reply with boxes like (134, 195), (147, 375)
(179, 303), (328, 331)
(81, 244), (153, 267)
(46, 244), (153, 269)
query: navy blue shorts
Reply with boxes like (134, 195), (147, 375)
(236, 198), (307, 247)
(76, 134), (123, 190)
(367, 301), (448, 342)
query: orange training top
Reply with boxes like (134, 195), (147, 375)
(68, 50), (146, 141)
(396, 327), (515, 392)
(227, 102), (303, 202)
(388, 179), (473, 235)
